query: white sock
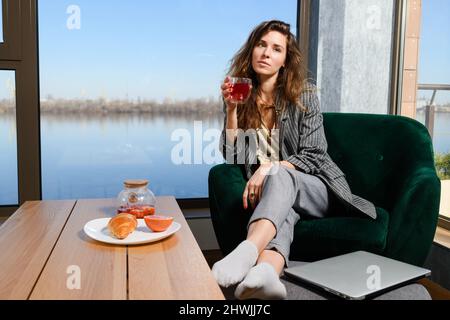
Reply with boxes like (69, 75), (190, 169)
(212, 240), (259, 288)
(234, 263), (287, 300)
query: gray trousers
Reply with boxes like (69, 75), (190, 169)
(247, 165), (332, 267)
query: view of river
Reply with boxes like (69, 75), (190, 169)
(1, 111), (449, 205)
(0, 113), (224, 205)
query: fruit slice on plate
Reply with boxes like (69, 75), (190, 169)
(144, 215), (174, 232)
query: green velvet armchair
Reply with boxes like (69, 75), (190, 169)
(208, 113), (441, 267)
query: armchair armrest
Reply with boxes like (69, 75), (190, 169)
(208, 164), (250, 255)
(385, 168), (441, 266)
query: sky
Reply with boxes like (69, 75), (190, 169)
(417, 0), (450, 104)
(36, 0), (297, 102)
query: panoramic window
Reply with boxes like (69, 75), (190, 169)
(38, 1), (297, 200)
(416, 0), (450, 219)
(0, 70), (17, 205)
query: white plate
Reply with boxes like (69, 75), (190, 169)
(83, 218), (181, 245)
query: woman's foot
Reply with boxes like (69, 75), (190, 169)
(234, 263), (287, 300)
(212, 240), (259, 287)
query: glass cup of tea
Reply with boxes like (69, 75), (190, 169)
(229, 77), (252, 105)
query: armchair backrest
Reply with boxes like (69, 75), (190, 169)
(322, 113), (437, 212)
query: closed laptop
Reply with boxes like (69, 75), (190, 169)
(284, 251), (431, 300)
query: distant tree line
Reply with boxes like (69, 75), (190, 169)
(1, 98), (448, 115)
(0, 97), (223, 115)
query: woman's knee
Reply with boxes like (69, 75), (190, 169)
(262, 165), (295, 189)
(266, 163), (288, 177)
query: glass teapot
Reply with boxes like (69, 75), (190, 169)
(117, 179), (156, 218)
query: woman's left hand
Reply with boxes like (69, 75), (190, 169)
(243, 161), (296, 210)
(243, 163), (271, 210)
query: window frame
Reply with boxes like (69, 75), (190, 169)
(439, 216), (450, 230)
(390, 0), (408, 116)
(0, 0), (41, 217)
(298, 0), (309, 68)
(396, 0), (449, 231)
(0, 0), (21, 59)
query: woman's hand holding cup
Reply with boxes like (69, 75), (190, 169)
(221, 76), (252, 112)
(221, 77), (236, 111)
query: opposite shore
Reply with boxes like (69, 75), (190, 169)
(1, 99), (449, 115)
(0, 98), (223, 115)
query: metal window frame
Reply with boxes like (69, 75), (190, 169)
(0, 0), (40, 217)
(0, 0), (21, 60)
(298, 0), (310, 67)
(389, 0), (407, 115)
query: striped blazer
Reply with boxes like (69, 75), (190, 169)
(220, 84), (377, 220)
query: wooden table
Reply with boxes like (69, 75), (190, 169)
(0, 197), (225, 300)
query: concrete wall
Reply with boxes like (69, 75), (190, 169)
(311, 0), (395, 114)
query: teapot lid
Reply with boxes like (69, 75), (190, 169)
(124, 179), (148, 188)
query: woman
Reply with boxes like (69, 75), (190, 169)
(212, 20), (376, 300)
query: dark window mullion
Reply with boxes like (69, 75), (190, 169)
(16, 0), (41, 204)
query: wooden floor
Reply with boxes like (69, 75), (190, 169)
(202, 249), (450, 300)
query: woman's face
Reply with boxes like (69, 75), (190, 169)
(252, 30), (288, 79)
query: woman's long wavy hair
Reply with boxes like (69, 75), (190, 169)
(228, 20), (310, 130)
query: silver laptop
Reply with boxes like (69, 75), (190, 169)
(284, 251), (431, 300)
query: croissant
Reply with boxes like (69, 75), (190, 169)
(108, 213), (137, 239)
